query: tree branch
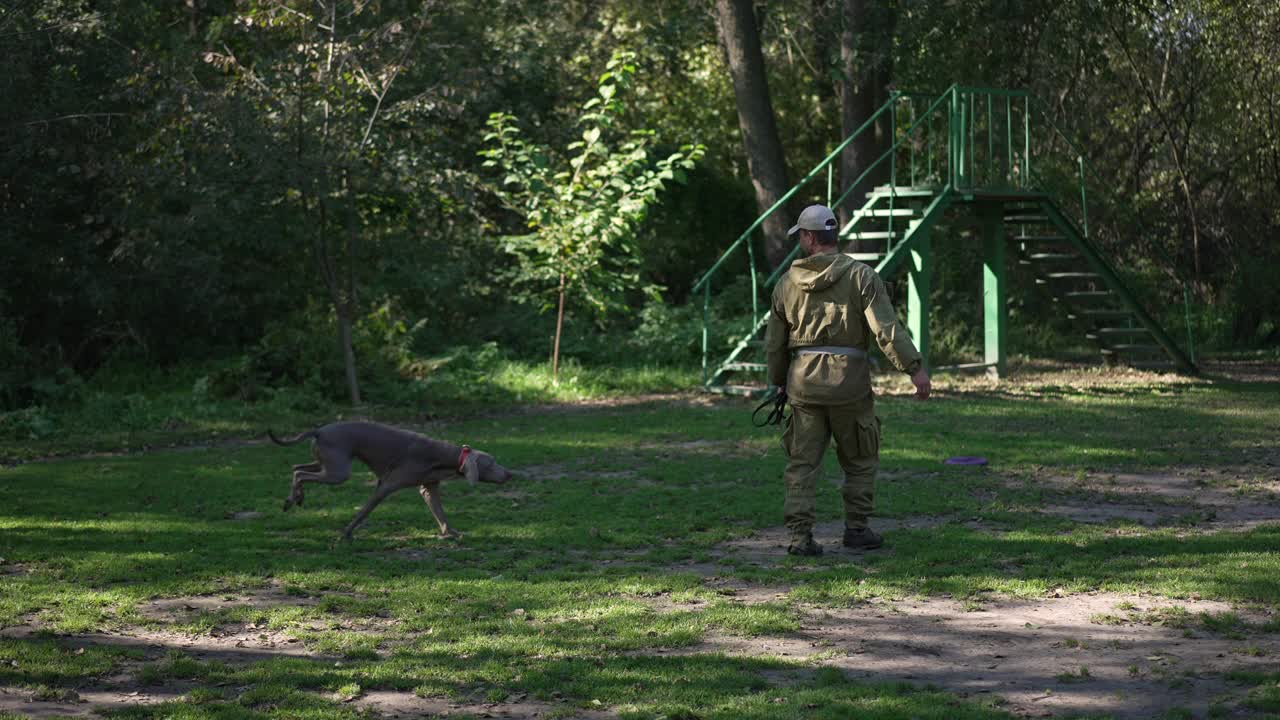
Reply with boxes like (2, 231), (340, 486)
(16, 112), (126, 129)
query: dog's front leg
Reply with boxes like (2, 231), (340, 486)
(419, 484), (459, 538)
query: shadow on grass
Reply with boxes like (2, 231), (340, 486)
(4, 633), (1016, 720)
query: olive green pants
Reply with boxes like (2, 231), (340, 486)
(781, 399), (881, 537)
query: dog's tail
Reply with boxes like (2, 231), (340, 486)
(267, 428), (320, 446)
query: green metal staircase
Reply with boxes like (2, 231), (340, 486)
(694, 85), (1197, 394)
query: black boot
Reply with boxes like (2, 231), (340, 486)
(787, 533), (823, 556)
(842, 527), (884, 550)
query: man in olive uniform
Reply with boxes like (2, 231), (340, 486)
(766, 204), (931, 556)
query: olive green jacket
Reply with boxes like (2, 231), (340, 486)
(766, 252), (922, 405)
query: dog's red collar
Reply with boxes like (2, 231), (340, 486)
(457, 445), (472, 474)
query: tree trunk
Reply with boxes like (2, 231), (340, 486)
(552, 271), (566, 384)
(839, 0), (895, 250)
(714, 0), (793, 270)
(341, 173), (362, 406)
(338, 308), (361, 405)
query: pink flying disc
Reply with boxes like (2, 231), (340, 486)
(944, 456), (988, 466)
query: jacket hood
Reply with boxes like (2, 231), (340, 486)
(789, 252), (855, 292)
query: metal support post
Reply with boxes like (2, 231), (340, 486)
(908, 232), (933, 368)
(982, 203), (1007, 380)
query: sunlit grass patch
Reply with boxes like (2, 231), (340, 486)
(0, 636), (135, 688)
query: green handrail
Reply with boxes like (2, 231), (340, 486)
(1030, 96), (1189, 281)
(1030, 95), (1198, 361)
(773, 90), (954, 287)
(700, 84), (1198, 386)
(944, 86), (1045, 192)
(829, 89), (954, 212)
(689, 90), (913, 295)
(1040, 201), (1196, 373)
(698, 86), (958, 383)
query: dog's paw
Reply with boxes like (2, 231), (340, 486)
(282, 492), (304, 511)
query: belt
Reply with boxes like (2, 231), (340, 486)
(794, 345), (867, 358)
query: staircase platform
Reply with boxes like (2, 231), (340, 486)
(868, 186), (937, 198)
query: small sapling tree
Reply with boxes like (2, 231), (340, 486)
(480, 51), (704, 381)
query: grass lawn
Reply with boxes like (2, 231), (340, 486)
(1, 361), (1278, 719)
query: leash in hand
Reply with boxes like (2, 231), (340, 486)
(752, 388), (791, 427)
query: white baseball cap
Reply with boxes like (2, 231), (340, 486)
(787, 204), (839, 236)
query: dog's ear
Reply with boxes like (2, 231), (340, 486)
(462, 452), (480, 485)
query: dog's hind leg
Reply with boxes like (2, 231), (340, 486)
(339, 483), (404, 542)
(283, 451), (351, 511)
(282, 461), (322, 510)
(338, 467), (421, 541)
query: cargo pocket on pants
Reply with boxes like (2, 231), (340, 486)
(855, 415), (882, 458)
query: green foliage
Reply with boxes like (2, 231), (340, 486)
(0, 311), (33, 410)
(203, 303), (420, 404)
(480, 50), (706, 318)
(1, 0), (1278, 414)
(0, 407), (58, 442)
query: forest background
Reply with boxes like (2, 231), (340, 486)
(2, 0), (1278, 420)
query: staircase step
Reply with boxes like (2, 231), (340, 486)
(865, 209), (918, 217)
(1025, 253), (1078, 261)
(721, 362), (767, 372)
(1064, 290), (1116, 300)
(1001, 207), (1041, 217)
(1100, 344), (1164, 355)
(1014, 235), (1066, 243)
(1067, 309), (1132, 320)
(1093, 327), (1152, 336)
(843, 230), (903, 240)
(1005, 214), (1049, 223)
(1045, 272), (1101, 280)
(869, 186), (935, 198)
(1086, 328), (1151, 341)
(847, 252), (887, 262)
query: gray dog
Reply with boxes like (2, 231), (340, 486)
(268, 421), (512, 541)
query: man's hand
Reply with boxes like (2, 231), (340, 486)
(910, 368), (931, 400)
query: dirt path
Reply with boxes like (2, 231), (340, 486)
(662, 456), (1280, 719)
(646, 572), (1279, 719)
(0, 685), (616, 720)
(9, 575), (1273, 719)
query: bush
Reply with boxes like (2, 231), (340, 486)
(0, 311), (84, 412)
(625, 300), (743, 366)
(204, 303), (415, 403)
(0, 313), (24, 408)
(0, 406), (58, 441)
